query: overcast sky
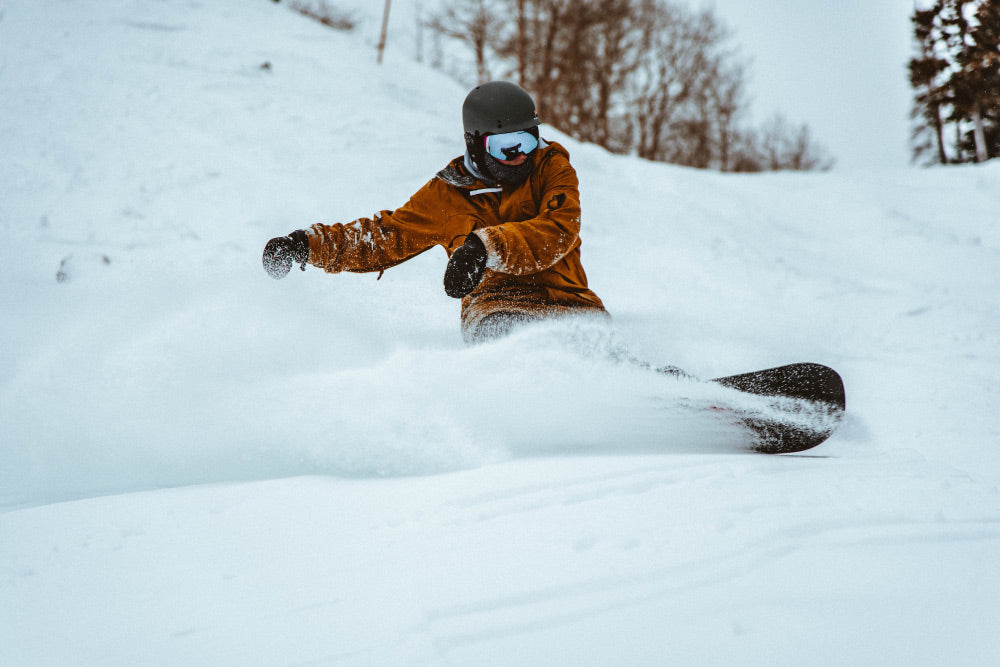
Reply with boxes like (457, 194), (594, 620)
(701, 0), (918, 170)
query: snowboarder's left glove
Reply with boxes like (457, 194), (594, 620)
(444, 233), (488, 298)
(263, 230), (309, 279)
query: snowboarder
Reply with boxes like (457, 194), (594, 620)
(262, 80), (607, 343)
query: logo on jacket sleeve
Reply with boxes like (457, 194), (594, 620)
(547, 193), (567, 211)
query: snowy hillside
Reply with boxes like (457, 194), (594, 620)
(2, 1), (999, 665)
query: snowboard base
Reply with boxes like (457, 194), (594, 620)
(712, 363), (846, 454)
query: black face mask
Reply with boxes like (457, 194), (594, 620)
(481, 151), (535, 187)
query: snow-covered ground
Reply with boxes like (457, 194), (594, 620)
(2, 1), (999, 664)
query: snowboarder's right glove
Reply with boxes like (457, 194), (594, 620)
(263, 230), (309, 279)
(444, 233), (488, 298)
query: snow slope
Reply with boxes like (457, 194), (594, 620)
(2, 1), (999, 664)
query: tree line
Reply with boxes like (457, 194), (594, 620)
(909, 0), (999, 164)
(425, 0), (834, 172)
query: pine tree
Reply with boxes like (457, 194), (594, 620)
(945, 0), (988, 161)
(909, 0), (999, 164)
(909, 3), (950, 164)
(961, 0), (1000, 159)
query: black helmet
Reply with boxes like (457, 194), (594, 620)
(463, 81), (540, 135)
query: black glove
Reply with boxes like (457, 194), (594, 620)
(444, 234), (488, 298)
(263, 230), (309, 279)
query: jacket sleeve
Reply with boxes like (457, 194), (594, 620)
(472, 153), (582, 276)
(305, 180), (457, 274)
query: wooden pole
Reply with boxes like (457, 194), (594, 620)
(377, 0), (391, 64)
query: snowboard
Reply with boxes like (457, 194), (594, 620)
(711, 362), (846, 454)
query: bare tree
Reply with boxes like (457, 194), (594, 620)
(426, 0), (502, 82)
(535, 0), (635, 143)
(499, 0), (574, 118)
(707, 60), (749, 171)
(728, 127), (767, 172)
(624, 2), (726, 161)
(428, 0), (837, 171)
(756, 113), (834, 171)
(657, 31), (749, 170)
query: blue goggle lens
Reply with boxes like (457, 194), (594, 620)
(485, 130), (539, 160)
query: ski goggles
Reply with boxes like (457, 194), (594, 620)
(484, 130), (539, 161)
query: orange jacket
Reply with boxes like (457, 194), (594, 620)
(305, 140), (606, 335)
